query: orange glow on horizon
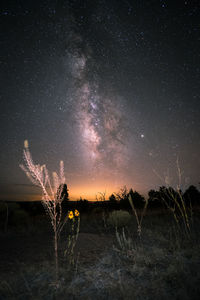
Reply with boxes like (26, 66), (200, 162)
(20, 182), (122, 201)
(1, 177), (147, 202)
(1, 182), (148, 202)
(69, 183), (118, 201)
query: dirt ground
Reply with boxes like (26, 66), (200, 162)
(0, 228), (114, 278)
(0, 212), (200, 300)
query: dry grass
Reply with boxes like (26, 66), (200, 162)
(128, 194), (148, 238)
(0, 210), (200, 299)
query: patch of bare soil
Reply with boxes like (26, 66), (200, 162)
(73, 232), (114, 265)
(0, 230), (114, 280)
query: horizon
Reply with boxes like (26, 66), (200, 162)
(0, 182), (199, 203)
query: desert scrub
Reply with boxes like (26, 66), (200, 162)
(107, 210), (132, 228)
(114, 227), (134, 259)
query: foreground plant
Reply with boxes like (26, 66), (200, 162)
(128, 194), (148, 238)
(20, 140), (69, 282)
(153, 158), (192, 237)
(64, 209), (80, 266)
(114, 226), (134, 259)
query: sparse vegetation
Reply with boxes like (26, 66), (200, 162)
(0, 206), (200, 300)
(1, 182), (200, 299)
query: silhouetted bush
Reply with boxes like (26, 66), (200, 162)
(75, 198), (90, 213)
(184, 185), (200, 206)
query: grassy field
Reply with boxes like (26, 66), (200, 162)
(0, 205), (200, 300)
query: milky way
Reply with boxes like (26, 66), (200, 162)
(1, 1), (200, 201)
(65, 33), (130, 181)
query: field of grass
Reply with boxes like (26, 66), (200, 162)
(0, 205), (200, 300)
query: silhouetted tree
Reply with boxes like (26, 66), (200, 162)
(128, 188), (145, 209)
(109, 193), (117, 203)
(57, 183), (69, 201)
(115, 185), (128, 201)
(108, 193), (118, 210)
(184, 185), (200, 206)
(114, 186), (129, 209)
(148, 189), (163, 208)
(57, 183), (69, 212)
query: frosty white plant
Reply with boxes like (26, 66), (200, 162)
(20, 140), (68, 281)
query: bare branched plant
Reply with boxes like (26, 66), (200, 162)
(128, 194), (148, 238)
(95, 191), (106, 202)
(114, 185), (128, 202)
(153, 157), (191, 237)
(20, 140), (69, 282)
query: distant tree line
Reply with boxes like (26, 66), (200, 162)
(14, 184), (200, 216)
(147, 185), (200, 209)
(1, 184), (199, 231)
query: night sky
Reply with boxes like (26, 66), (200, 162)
(1, 0), (200, 201)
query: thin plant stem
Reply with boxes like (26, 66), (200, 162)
(20, 140), (68, 283)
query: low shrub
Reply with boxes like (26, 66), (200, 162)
(107, 210), (132, 228)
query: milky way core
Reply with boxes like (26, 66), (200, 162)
(65, 33), (130, 189)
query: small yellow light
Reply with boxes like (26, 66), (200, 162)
(74, 209), (80, 217)
(68, 211), (74, 219)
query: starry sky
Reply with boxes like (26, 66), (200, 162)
(1, 0), (200, 201)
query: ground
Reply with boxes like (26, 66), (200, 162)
(0, 209), (200, 299)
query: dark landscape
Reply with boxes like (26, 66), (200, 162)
(0, 186), (200, 300)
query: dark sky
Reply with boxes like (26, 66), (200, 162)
(1, 0), (200, 201)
